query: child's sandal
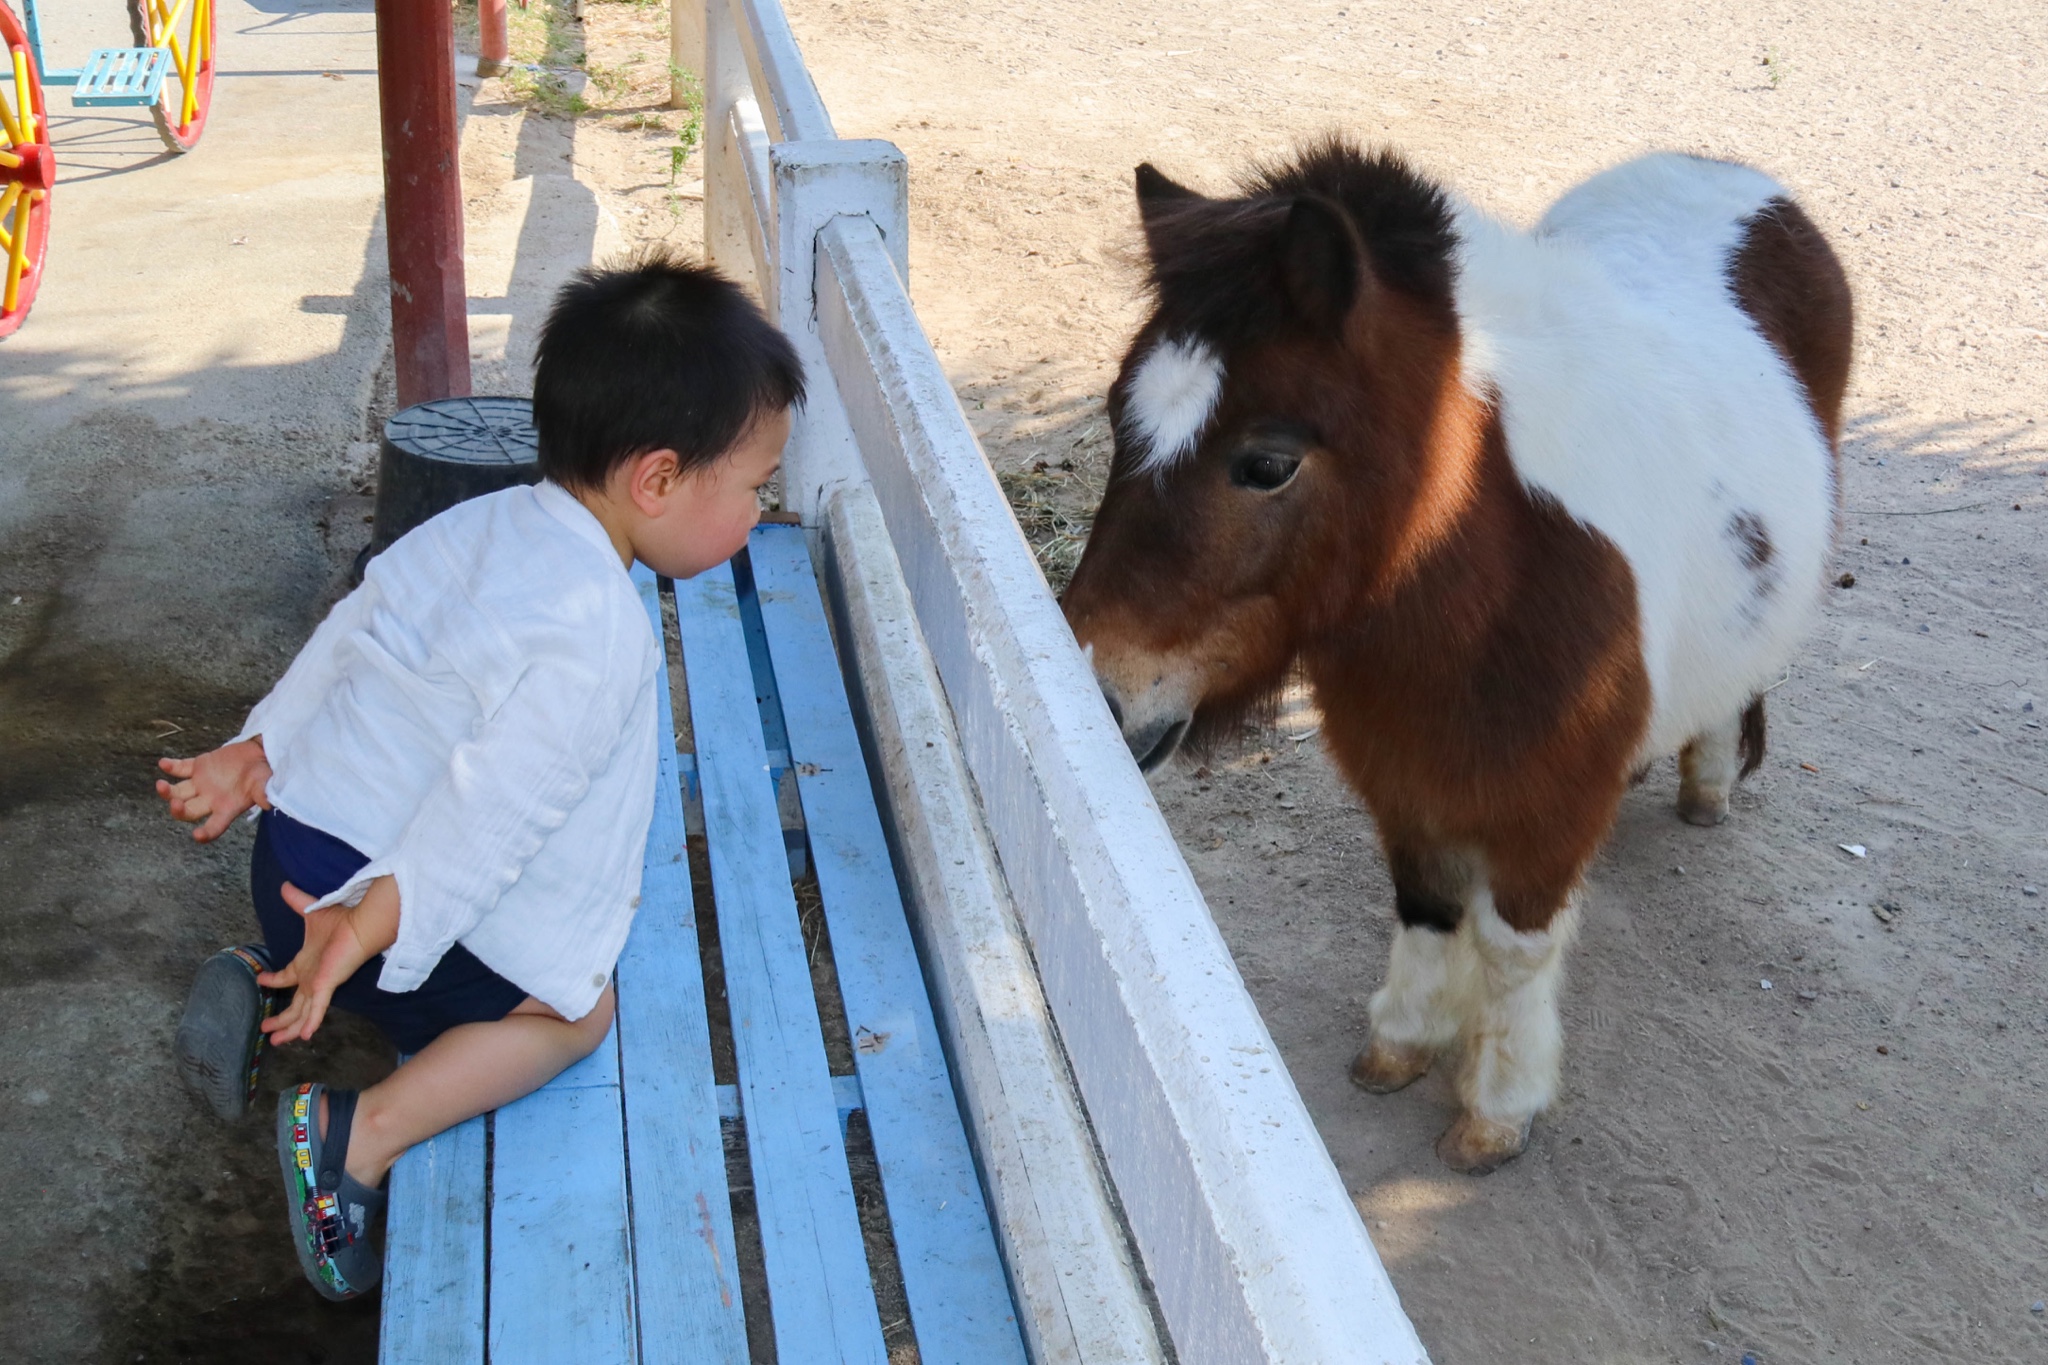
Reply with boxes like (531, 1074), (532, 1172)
(175, 944), (280, 1120)
(277, 1082), (387, 1301)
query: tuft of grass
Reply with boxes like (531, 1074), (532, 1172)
(482, 0), (588, 117)
(669, 63), (704, 149)
(504, 65), (589, 117)
(664, 66), (705, 215)
(1761, 45), (1786, 89)
(586, 62), (630, 100)
(613, 109), (671, 132)
(998, 459), (1103, 593)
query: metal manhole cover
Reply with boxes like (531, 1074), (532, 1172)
(384, 396), (538, 466)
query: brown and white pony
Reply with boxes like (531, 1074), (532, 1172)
(1061, 141), (1851, 1173)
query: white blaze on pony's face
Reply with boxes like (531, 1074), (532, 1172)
(1123, 335), (1224, 475)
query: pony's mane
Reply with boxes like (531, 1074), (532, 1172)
(1141, 137), (1460, 345)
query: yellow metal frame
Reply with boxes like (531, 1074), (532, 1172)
(2, 184), (27, 313)
(141, 0), (210, 132)
(0, 50), (23, 144)
(1, 31), (41, 317)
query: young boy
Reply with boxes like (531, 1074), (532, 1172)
(154, 250), (802, 1301)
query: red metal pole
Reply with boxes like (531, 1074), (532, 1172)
(478, 0), (510, 77)
(375, 0), (472, 409)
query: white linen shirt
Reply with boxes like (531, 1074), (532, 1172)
(235, 480), (660, 1021)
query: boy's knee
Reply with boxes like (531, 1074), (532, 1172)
(570, 985), (616, 1054)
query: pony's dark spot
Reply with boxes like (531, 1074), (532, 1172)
(1728, 510), (1775, 575)
(1393, 882), (1464, 934)
(1728, 510), (1782, 631)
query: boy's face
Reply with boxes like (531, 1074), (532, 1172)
(622, 408), (790, 580)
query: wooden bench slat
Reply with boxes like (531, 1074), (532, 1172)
(378, 1114), (487, 1365)
(489, 1031), (637, 1365)
(674, 562), (891, 1365)
(620, 564), (752, 1364)
(746, 526), (1029, 1364)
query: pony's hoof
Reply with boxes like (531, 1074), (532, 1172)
(1350, 1041), (1433, 1093)
(1435, 1113), (1530, 1175)
(1677, 791), (1729, 827)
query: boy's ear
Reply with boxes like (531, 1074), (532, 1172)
(627, 447), (685, 511)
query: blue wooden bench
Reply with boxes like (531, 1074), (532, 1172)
(377, 524), (1029, 1365)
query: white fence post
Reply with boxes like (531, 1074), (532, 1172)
(813, 217), (1431, 1365)
(768, 140), (908, 519)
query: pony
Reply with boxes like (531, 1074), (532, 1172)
(1060, 140), (1851, 1173)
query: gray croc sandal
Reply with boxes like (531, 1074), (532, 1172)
(175, 944), (280, 1120)
(278, 1083), (387, 1301)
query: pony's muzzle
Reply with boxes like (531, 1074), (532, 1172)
(1094, 673), (1191, 773)
(1129, 717), (1190, 772)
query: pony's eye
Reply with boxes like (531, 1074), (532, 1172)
(1230, 450), (1301, 491)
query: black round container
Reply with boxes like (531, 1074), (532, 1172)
(368, 396), (541, 557)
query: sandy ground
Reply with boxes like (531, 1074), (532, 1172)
(712, 1), (2047, 1362)
(6, 0), (2044, 1360)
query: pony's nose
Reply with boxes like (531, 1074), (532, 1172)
(1101, 684), (1126, 730)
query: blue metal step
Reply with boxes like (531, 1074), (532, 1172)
(72, 47), (169, 107)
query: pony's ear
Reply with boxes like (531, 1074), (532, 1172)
(1278, 195), (1361, 333)
(1135, 162), (1202, 230)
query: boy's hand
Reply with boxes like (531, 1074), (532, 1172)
(156, 738), (273, 842)
(261, 876), (402, 1045)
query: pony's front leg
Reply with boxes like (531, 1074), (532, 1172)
(1353, 923), (1469, 1092)
(1438, 892), (1579, 1175)
(1354, 843), (1477, 1092)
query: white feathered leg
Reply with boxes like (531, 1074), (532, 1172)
(1353, 923), (1472, 1092)
(1437, 895), (1578, 1174)
(1678, 711), (1744, 826)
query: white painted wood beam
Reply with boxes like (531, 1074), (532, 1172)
(813, 216), (1430, 1365)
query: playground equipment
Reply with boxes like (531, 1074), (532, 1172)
(0, 0), (213, 336)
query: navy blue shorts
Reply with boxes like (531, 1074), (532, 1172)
(251, 809), (527, 1055)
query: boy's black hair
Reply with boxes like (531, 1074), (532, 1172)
(532, 247), (804, 490)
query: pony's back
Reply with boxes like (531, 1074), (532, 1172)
(1453, 153), (1841, 759)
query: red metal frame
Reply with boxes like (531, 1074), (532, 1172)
(0, 0), (52, 339)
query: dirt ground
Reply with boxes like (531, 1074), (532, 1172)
(6, 0), (2044, 1361)
(724, 0), (2048, 1362)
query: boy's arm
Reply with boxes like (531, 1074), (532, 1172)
(309, 641), (644, 993)
(232, 578), (378, 757)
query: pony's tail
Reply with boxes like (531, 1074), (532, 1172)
(1737, 694), (1768, 780)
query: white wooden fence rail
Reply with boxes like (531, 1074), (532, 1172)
(692, 1), (1431, 1360)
